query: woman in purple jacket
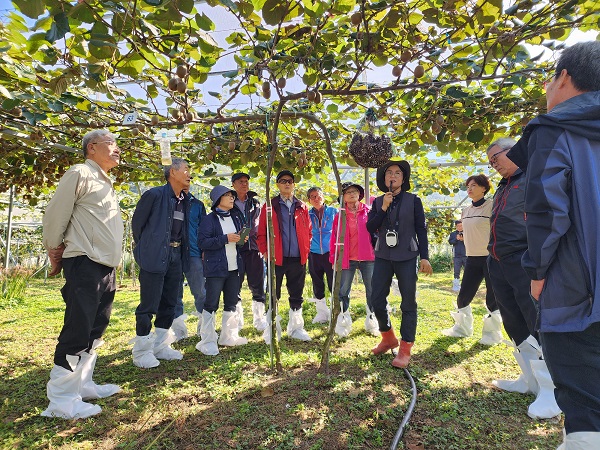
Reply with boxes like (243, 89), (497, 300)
(330, 182), (378, 337)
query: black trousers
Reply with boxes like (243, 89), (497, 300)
(456, 255), (497, 311)
(240, 249), (265, 303)
(308, 251), (333, 299)
(135, 246), (183, 336)
(542, 322), (600, 434)
(371, 257), (418, 342)
(54, 256), (116, 370)
(487, 253), (538, 345)
(205, 270), (241, 313)
(275, 257), (306, 310)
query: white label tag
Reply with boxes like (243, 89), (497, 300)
(173, 211), (185, 221)
(122, 112), (138, 125)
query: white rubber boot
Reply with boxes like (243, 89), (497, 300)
(170, 314), (188, 342)
(442, 305), (474, 337)
(561, 431), (600, 449)
(479, 309), (503, 345)
(252, 301), (268, 331)
(287, 308), (311, 341)
(218, 310), (248, 346)
(191, 310), (203, 337)
(493, 336), (539, 394)
(335, 311), (353, 337)
(80, 339), (120, 400)
(153, 327), (183, 361)
(41, 354), (102, 419)
(312, 298), (330, 324)
(196, 310), (219, 355)
(364, 306), (380, 336)
(130, 334), (160, 369)
(236, 301), (244, 329)
(528, 358), (562, 419)
(452, 279), (460, 292)
(263, 308), (282, 344)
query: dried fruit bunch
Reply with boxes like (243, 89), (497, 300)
(349, 132), (392, 168)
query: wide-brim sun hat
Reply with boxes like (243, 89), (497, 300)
(376, 159), (411, 192)
(210, 185), (236, 210)
(341, 181), (365, 201)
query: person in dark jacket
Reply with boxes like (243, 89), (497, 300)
(231, 172), (267, 331)
(196, 185), (248, 356)
(507, 41), (600, 449)
(130, 158), (191, 369)
(486, 137), (560, 420)
(367, 160), (432, 369)
(448, 220), (466, 291)
(171, 190), (207, 341)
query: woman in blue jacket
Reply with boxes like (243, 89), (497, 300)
(196, 185), (248, 356)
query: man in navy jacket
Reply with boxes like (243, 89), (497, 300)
(130, 158), (191, 369)
(508, 41), (600, 448)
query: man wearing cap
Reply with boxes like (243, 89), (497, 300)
(196, 185), (248, 355)
(257, 170), (312, 341)
(307, 186), (337, 325)
(130, 158), (191, 369)
(448, 220), (466, 292)
(231, 172), (267, 331)
(367, 160), (432, 368)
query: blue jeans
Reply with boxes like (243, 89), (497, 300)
(339, 260), (374, 312)
(175, 256), (206, 317)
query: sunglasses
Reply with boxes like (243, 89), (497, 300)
(278, 179), (294, 184)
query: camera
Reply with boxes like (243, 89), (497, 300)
(458, 232), (463, 237)
(385, 230), (398, 247)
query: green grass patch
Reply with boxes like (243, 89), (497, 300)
(0, 272), (563, 449)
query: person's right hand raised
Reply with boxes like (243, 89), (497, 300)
(381, 191), (393, 211)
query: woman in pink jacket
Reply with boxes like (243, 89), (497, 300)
(330, 182), (378, 337)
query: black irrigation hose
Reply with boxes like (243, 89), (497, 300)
(389, 351), (418, 450)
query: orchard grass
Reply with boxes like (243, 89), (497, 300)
(0, 272), (562, 449)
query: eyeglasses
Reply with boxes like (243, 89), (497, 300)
(385, 170), (403, 177)
(488, 148), (509, 168)
(344, 189), (360, 195)
(222, 192), (235, 198)
(543, 74), (555, 91)
(93, 140), (119, 147)
(309, 194), (322, 200)
(278, 179), (294, 184)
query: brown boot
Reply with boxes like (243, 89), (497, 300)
(391, 340), (414, 368)
(371, 329), (399, 355)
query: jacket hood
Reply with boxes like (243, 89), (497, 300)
(508, 91), (600, 171)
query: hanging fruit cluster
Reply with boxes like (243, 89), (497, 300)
(349, 133), (392, 168)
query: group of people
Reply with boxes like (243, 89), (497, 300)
(40, 138), (433, 419)
(442, 41), (600, 449)
(38, 40), (600, 450)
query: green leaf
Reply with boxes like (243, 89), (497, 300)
(178, 0), (195, 14)
(467, 128), (484, 143)
(195, 13), (215, 31)
(263, 0), (288, 26)
(0, 87), (15, 100)
(22, 110), (48, 125)
(46, 12), (70, 43)
(13, 0), (45, 19)
(143, 0), (164, 5)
